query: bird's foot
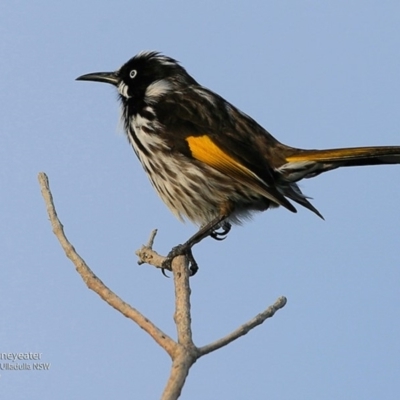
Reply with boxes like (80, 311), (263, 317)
(161, 243), (198, 276)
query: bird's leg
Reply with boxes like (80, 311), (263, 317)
(162, 211), (231, 276)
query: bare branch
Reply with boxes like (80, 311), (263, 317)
(135, 231), (168, 270)
(171, 256), (195, 349)
(198, 296), (287, 356)
(37, 172), (177, 357)
(145, 229), (158, 248)
(39, 171), (287, 399)
(161, 348), (196, 400)
(160, 256), (198, 400)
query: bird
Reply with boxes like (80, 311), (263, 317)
(76, 51), (400, 274)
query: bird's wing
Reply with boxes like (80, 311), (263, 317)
(155, 87), (297, 212)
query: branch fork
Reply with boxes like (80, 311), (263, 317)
(38, 172), (287, 400)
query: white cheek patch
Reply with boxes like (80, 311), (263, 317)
(118, 82), (130, 98)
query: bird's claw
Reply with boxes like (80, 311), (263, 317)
(161, 244), (199, 276)
(210, 222), (232, 241)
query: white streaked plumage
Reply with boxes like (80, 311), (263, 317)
(145, 79), (172, 102)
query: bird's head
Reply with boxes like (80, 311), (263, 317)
(76, 51), (195, 101)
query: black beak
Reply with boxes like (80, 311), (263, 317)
(76, 71), (119, 86)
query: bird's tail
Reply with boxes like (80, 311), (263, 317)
(279, 146), (400, 182)
(275, 145), (400, 218)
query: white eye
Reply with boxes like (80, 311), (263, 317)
(129, 69), (137, 79)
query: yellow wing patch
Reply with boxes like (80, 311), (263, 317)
(186, 135), (298, 212)
(186, 135), (256, 180)
(186, 135), (297, 210)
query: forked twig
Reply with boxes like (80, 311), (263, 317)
(38, 172), (287, 400)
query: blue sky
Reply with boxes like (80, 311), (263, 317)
(1, 2), (399, 399)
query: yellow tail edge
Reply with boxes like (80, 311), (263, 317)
(286, 146), (400, 163)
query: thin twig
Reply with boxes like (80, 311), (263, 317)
(136, 230), (163, 266)
(135, 236), (168, 270)
(146, 229), (158, 248)
(198, 296), (287, 356)
(38, 172), (177, 357)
